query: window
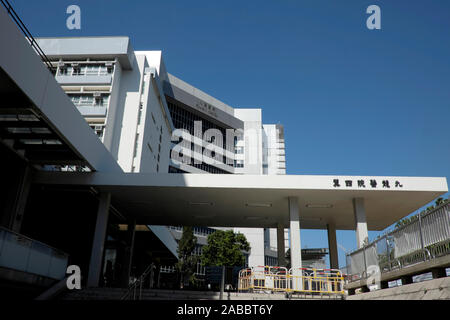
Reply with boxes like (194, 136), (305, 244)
(137, 103), (143, 125)
(58, 67), (68, 75)
(133, 133), (139, 158)
(72, 65), (85, 76)
(234, 160), (244, 168)
(235, 146), (244, 154)
(167, 98), (233, 173)
(69, 94), (110, 107)
(94, 95), (109, 107)
(85, 65), (98, 75)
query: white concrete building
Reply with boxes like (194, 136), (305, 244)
(35, 36), (288, 269)
(35, 38), (174, 175)
(1, 4), (448, 294)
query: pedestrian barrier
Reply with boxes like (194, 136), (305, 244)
(238, 265), (345, 295)
(345, 202), (450, 282)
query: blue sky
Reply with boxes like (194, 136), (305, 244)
(10, 0), (450, 268)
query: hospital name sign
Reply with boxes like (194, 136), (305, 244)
(332, 179), (403, 189)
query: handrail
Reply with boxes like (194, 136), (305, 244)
(346, 201), (450, 272)
(0, 225), (68, 257)
(0, 0), (55, 72)
(120, 264), (155, 300)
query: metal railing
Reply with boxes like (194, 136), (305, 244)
(346, 202), (450, 282)
(0, 0), (55, 72)
(57, 65), (111, 77)
(238, 265), (345, 295)
(0, 226), (69, 280)
(120, 264), (155, 300)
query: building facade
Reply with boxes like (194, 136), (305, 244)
(36, 37), (288, 270)
(0, 6), (447, 297)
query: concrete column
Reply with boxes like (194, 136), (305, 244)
(289, 197), (302, 290)
(87, 192), (111, 287)
(353, 198), (369, 249)
(121, 219), (136, 287)
(277, 223), (286, 267)
(327, 222), (339, 269)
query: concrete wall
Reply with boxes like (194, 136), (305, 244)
(234, 109), (263, 175)
(116, 55), (146, 172)
(262, 124), (286, 175)
(138, 66), (172, 173)
(103, 60), (123, 157)
(346, 277), (450, 300)
(234, 228), (264, 267)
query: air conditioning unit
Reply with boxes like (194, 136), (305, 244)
(71, 63), (79, 68)
(105, 62), (113, 67)
(93, 92), (102, 98)
(94, 125), (104, 131)
(58, 62), (66, 68)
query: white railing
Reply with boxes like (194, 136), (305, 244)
(346, 201), (450, 281)
(58, 65), (111, 77)
(0, 226), (69, 280)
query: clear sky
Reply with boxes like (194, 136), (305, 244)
(9, 0), (450, 268)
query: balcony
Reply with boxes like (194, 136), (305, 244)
(69, 94), (110, 117)
(55, 64), (113, 85)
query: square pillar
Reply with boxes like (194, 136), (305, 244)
(121, 219), (136, 287)
(289, 196), (302, 290)
(277, 223), (286, 267)
(87, 192), (111, 287)
(327, 222), (339, 269)
(353, 198), (369, 249)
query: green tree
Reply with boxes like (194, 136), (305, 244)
(435, 197), (444, 206)
(201, 230), (250, 267)
(395, 215), (418, 229)
(175, 226), (198, 289)
(395, 197), (449, 229)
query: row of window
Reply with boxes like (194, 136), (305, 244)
(167, 98), (234, 152)
(68, 94), (110, 108)
(58, 64), (113, 77)
(264, 256), (278, 267)
(159, 263), (206, 276)
(169, 225), (217, 237)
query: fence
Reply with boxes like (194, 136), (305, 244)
(0, 226), (69, 280)
(346, 202), (450, 282)
(238, 265), (344, 295)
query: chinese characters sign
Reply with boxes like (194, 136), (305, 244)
(332, 179), (403, 189)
